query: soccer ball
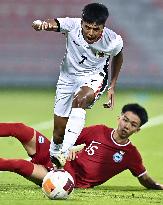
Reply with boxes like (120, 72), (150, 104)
(42, 169), (74, 200)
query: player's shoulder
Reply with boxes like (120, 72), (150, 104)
(103, 27), (123, 42)
(103, 27), (123, 45)
(128, 142), (141, 156)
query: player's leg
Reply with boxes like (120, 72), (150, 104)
(51, 74), (75, 166)
(52, 74), (75, 143)
(52, 73), (107, 165)
(51, 75), (86, 167)
(60, 72), (107, 155)
(0, 122), (36, 156)
(50, 115), (68, 168)
(0, 158), (47, 186)
(25, 164), (48, 186)
(53, 115), (68, 144)
(60, 86), (93, 154)
(0, 123), (38, 184)
(51, 70), (107, 167)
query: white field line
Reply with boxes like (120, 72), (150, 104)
(142, 114), (163, 129)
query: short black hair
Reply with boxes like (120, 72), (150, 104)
(82, 3), (109, 25)
(122, 103), (148, 127)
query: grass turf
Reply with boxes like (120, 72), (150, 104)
(0, 88), (163, 205)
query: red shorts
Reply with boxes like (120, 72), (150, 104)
(30, 131), (53, 171)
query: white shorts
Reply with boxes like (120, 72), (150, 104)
(54, 72), (108, 117)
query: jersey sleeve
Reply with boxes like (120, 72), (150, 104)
(56, 17), (81, 33)
(104, 29), (123, 56)
(111, 34), (123, 56)
(128, 147), (146, 177)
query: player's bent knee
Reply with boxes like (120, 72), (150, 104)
(73, 93), (95, 108)
(31, 164), (48, 180)
(14, 122), (28, 130)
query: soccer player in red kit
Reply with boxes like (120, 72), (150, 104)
(0, 103), (163, 189)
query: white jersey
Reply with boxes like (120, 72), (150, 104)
(57, 17), (123, 76)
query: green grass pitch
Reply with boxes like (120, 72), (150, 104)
(0, 88), (163, 205)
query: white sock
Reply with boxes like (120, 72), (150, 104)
(61, 108), (86, 155)
(49, 138), (63, 156)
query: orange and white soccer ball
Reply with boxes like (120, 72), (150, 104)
(42, 170), (74, 200)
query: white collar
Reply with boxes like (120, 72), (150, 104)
(111, 129), (131, 147)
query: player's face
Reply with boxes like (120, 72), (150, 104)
(117, 111), (141, 139)
(81, 21), (104, 44)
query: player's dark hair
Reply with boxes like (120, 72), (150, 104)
(82, 3), (109, 25)
(122, 103), (148, 127)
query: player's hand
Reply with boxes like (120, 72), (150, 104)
(32, 19), (57, 31)
(40, 21), (55, 30)
(67, 150), (76, 161)
(67, 143), (86, 161)
(32, 20), (43, 31)
(103, 87), (115, 109)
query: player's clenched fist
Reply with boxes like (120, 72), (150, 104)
(32, 20), (43, 31)
(32, 19), (58, 31)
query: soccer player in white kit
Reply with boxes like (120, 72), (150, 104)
(32, 3), (123, 167)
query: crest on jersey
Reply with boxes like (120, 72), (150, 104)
(91, 47), (105, 58)
(96, 51), (105, 58)
(113, 152), (123, 163)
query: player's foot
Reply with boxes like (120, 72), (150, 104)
(50, 143), (86, 168)
(50, 152), (66, 169)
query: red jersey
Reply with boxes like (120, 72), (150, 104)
(32, 125), (146, 188)
(64, 125), (146, 188)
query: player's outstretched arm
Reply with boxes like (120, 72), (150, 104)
(138, 173), (163, 190)
(32, 19), (58, 31)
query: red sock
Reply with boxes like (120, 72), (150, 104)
(0, 123), (34, 143)
(0, 158), (34, 177)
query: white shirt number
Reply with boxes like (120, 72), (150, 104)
(85, 140), (101, 155)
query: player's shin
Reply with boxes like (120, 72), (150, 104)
(0, 158), (34, 177)
(61, 108), (86, 156)
(50, 108), (86, 168)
